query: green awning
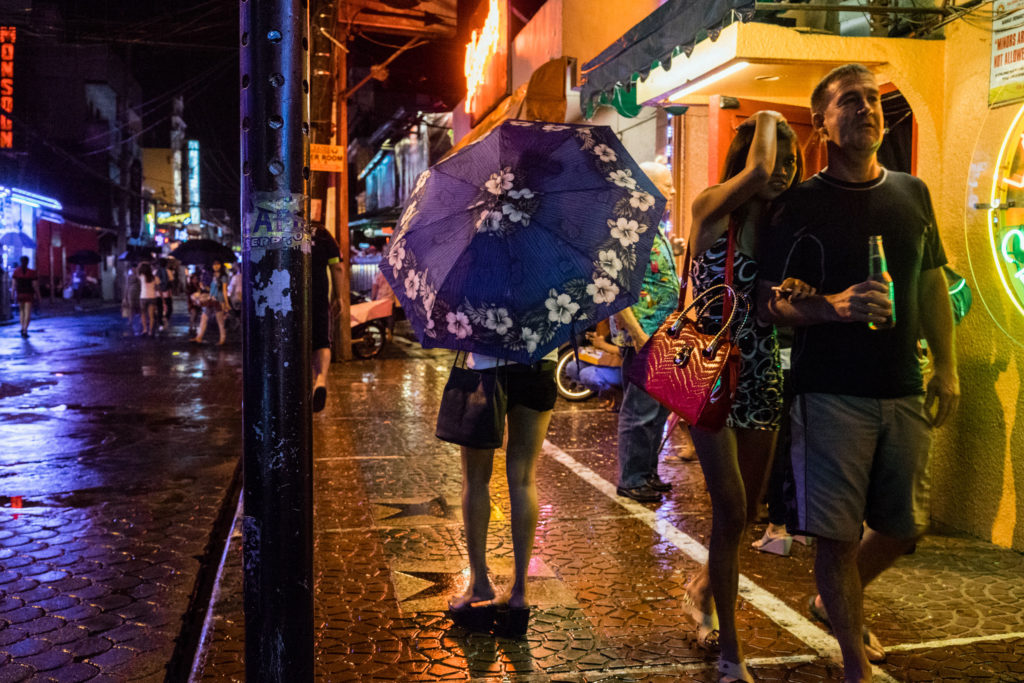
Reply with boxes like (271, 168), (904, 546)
(581, 0), (755, 119)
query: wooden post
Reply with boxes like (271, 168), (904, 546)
(333, 38), (352, 361)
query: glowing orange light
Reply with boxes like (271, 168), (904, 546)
(464, 0), (501, 115)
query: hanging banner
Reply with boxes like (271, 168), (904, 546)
(991, 0), (1024, 108)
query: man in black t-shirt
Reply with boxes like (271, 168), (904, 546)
(311, 225), (343, 413)
(757, 64), (959, 683)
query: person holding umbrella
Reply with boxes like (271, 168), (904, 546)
(12, 256), (40, 338)
(381, 120), (667, 638)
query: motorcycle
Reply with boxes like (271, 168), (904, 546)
(350, 292), (393, 359)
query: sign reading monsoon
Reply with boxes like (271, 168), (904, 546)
(0, 26), (14, 148)
(243, 193), (309, 253)
(991, 0), (1024, 107)
(989, 105), (1024, 317)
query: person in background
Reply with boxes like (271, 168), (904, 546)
(12, 256), (40, 338)
(137, 262), (158, 337)
(565, 320), (622, 411)
(613, 161), (680, 504)
(190, 260), (230, 345)
(151, 258), (167, 329)
(186, 270), (203, 337)
(311, 225), (344, 412)
(121, 263), (142, 336)
(227, 264), (243, 312)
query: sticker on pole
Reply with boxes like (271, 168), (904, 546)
(243, 192), (311, 256)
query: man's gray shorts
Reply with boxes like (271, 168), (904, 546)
(790, 393), (932, 542)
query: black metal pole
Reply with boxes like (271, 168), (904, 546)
(240, 0), (314, 680)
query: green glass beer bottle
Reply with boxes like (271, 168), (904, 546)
(868, 235), (895, 330)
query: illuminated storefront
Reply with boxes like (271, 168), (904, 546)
(988, 108), (1024, 321)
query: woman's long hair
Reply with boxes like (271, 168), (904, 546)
(139, 262), (153, 283)
(720, 117), (805, 187)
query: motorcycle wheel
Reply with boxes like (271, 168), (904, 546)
(555, 347), (595, 402)
(352, 321), (386, 359)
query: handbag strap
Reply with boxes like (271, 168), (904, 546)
(679, 217), (738, 334)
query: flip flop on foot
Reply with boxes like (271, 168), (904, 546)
(808, 595), (886, 663)
(446, 597), (497, 633)
(492, 603), (531, 638)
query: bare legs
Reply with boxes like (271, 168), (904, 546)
(688, 425), (777, 672)
(141, 302), (155, 336)
(18, 301), (31, 335)
(816, 538), (871, 683)
(452, 404), (552, 609)
(192, 308), (227, 344)
(313, 347), (332, 393)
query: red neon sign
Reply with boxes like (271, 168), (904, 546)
(0, 26), (14, 149)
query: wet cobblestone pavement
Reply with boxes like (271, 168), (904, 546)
(4, 307), (1024, 681)
(1, 303), (240, 681)
(195, 336), (1024, 681)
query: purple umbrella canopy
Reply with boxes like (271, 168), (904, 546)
(380, 119), (667, 363)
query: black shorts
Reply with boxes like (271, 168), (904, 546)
(481, 360), (557, 413)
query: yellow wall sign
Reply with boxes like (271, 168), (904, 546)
(989, 105), (1024, 316)
(310, 144), (346, 173)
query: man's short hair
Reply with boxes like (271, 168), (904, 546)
(810, 63), (875, 115)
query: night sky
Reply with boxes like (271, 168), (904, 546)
(39, 0), (545, 223)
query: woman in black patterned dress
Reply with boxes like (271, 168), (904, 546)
(682, 111), (813, 683)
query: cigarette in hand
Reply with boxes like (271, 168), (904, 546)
(771, 285), (794, 299)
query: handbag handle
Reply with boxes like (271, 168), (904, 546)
(667, 283), (749, 358)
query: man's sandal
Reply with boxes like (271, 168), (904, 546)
(718, 659), (754, 683)
(808, 595), (886, 663)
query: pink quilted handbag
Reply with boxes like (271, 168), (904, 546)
(627, 284), (749, 431)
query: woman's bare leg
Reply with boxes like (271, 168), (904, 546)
(451, 446), (497, 608)
(503, 404), (552, 608)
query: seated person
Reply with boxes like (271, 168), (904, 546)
(565, 320), (622, 410)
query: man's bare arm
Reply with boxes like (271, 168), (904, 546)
(757, 278), (891, 327)
(918, 266), (959, 427)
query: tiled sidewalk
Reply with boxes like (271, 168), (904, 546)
(198, 351), (1024, 682)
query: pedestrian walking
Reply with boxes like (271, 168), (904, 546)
(613, 161), (680, 504)
(758, 63), (959, 683)
(12, 256), (40, 338)
(186, 270), (203, 336)
(121, 263), (142, 335)
(138, 262), (158, 337)
(158, 257), (175, 325)
(190, 260), (230, 345)
(682, 110), (808, 683)
(311, 225), (343, 413)
(153, 258), (170, 331)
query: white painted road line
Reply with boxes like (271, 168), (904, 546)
(543, 440), (843, 658)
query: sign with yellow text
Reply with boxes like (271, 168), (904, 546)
(310, 144), (346, 173)
(991, 0), (1024, 107)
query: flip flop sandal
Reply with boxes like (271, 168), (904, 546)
(492, 604), (531, 638)
(446, 599), (497, 633)
(807, 595), (886, 663)
(718, 658), (754, 683)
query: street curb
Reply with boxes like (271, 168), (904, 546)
(166, 456), (243, 682)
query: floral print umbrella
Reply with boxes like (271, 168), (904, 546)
(379, 119), (666, 364)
